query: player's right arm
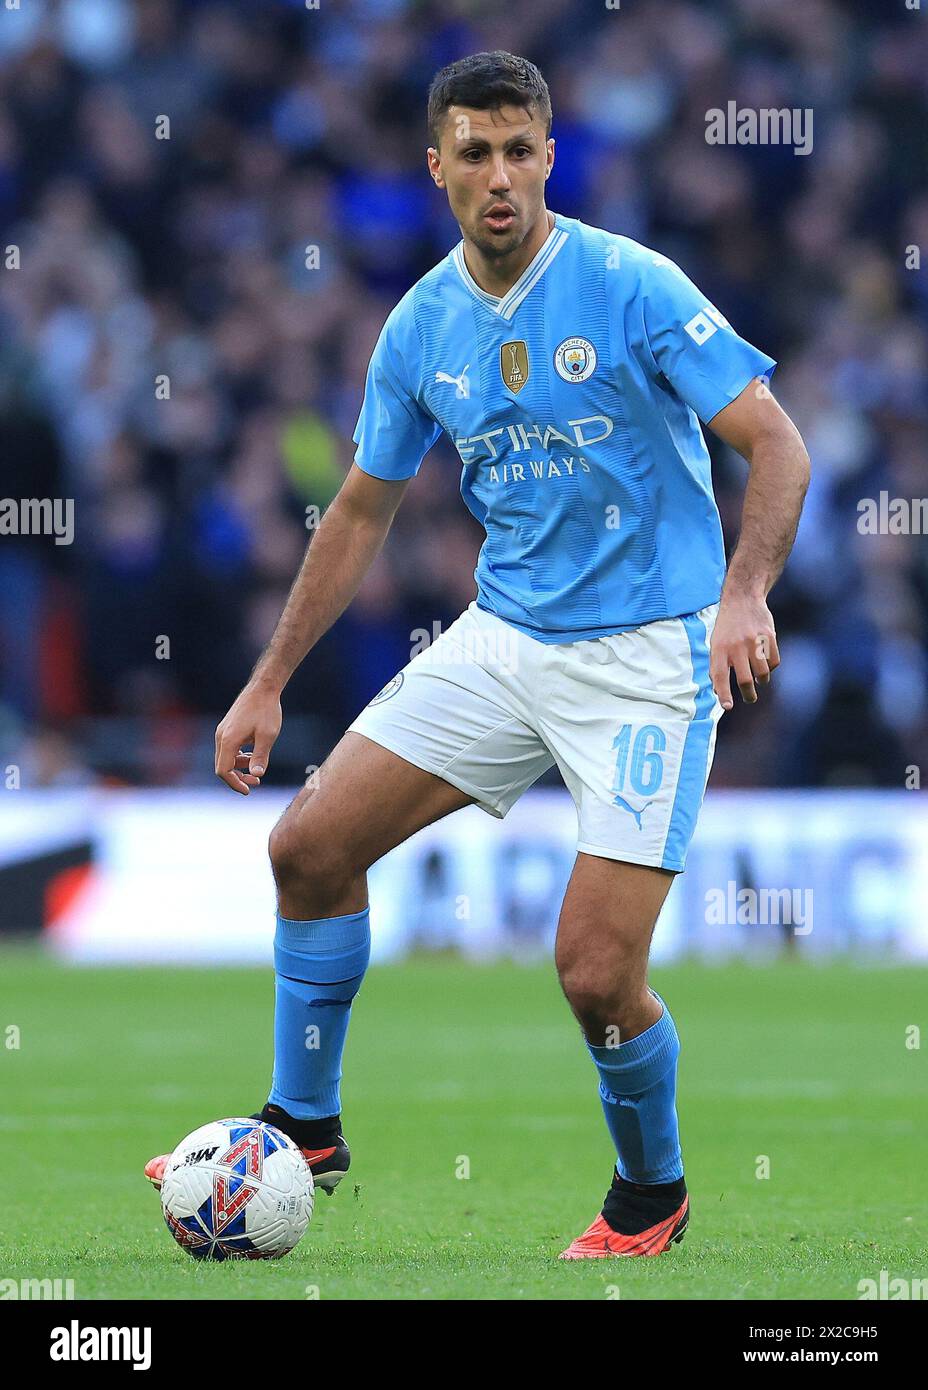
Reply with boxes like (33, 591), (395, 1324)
(215, 467), (412, 793)
(215, 296), (439, 794)
(215, 467), (411, 793)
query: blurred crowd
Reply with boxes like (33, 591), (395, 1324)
(0, 0), (926, 789)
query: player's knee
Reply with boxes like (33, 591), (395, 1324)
(556, 957), (640, 1037)
(267, 822), (299, 894)
(267, 820), (355, 913)
(560, 975), (619, 1036)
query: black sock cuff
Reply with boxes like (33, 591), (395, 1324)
(613, 1172), (687, 1200)
(259, 1105), (341, 1147)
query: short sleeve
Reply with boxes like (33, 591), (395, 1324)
(641, 256), (777, 424)
(352, 306), (441, 480)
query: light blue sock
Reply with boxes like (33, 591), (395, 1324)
(586, 990), (683, 1184)
(268, 908), (371, 1120)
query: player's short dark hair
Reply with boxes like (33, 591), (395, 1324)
(427, 51), (552, 148)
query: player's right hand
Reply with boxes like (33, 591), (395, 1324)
(214, 683), (283, 794)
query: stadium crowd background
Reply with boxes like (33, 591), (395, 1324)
(0, 0), (925, 792)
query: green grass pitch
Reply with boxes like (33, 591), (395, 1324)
(1, 950), (925, 1300)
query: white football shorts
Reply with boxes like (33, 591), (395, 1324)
(348, 600), (723, 872)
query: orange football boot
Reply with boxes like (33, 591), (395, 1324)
(144, 1154), (170, 1189)
(560, 1173), (688, 1259)
(560, 1197), (688, 1258)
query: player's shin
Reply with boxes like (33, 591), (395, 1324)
(269, 908), (371, 1121)
(587, 989), (682, 1184)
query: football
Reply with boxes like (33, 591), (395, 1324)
(159, 1118), (314, 1261)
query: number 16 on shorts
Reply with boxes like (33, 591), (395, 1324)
(610, 724), (666, 831)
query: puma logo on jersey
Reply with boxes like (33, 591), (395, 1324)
(613, 794), (656, 830)
(435, 365), (471, 399)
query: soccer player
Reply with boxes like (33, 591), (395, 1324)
(146, 51), (809, 1258)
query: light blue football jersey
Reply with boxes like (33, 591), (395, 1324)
(352, 213), (776, 643)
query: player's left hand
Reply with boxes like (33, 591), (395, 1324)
(710, 591), (780, 710)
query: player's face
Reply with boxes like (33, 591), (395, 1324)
(428, 104), (554, 259)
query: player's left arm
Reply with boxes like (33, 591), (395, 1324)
(706, 382), (810, 709)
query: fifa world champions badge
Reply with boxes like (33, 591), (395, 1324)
(500, 339), (530, 394)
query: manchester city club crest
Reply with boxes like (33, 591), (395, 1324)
(554, 336), (597, 383)
(369, 672), (404, 705)
(500, 339), (530, 394)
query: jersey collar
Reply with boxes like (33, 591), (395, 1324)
(453, 214), (570, 322)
